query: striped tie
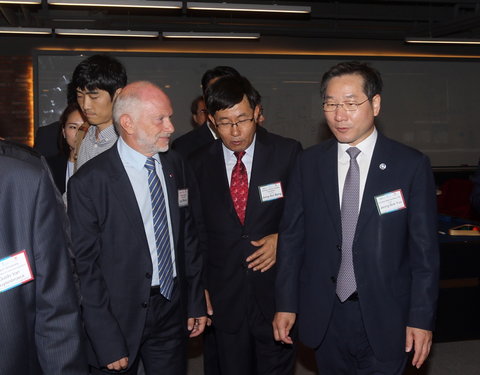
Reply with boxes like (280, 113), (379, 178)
(145, 157), (174, 300)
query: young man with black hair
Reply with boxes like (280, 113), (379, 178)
(69, 54), (127, 170)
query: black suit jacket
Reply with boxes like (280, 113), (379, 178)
(68, 144), (205, 369)
(34, 121), (61, 158)
(0, 154), (87, 375)
(47, 153), (68, 194)
(172, 123), (215, 159)
(190, 127), (301, 333)
(276, 132), (440, 361)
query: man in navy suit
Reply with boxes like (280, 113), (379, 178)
(0, 150), (87, 375)
(190, 75), (301, 374)
(68, 81), (206, 374)
(273, 61), (439, 374)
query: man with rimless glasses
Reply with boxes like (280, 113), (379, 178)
(189, 75), (301, 374)
(274, 61), (439, 374)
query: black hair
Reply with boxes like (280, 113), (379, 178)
(320, 61), (383, 100)
(205, 75), (261, 115)
(201, 66), (240, 95)
(58, 102), (82, 157)
(68, 54), (127, 101)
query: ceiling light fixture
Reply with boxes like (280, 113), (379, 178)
(0, 27), (51, 34)
(186, 2), (310, 14)
(55, 28), (159, 37)
(0, 0), (41, 3)
(162, 31), (260, 39)
(405, 37), (480, 45)
(48, 0), (182, 9)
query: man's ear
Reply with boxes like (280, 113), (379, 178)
(253, 105), (260, 123)
(119, 114), (134, 134)
(208, 114), (216, 127)
(113, 88), (122, 101)
(372, 94), (381, 117)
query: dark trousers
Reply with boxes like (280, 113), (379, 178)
(314, 296), (407, 375)
(90, 283), (187, 375)
(211, 294), (295, 375)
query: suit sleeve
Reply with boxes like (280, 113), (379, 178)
(275, 155), (305, 313)
(182, 160), (207, 317)
(407, 154), (440, 330)
(33, 168), (88, 375)
(67, 175), (129, 366)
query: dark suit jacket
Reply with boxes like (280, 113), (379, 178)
(171, 123), (215, 159)
(0, 155), (87, 375)
(276, 132), (439, 361)
(190, 127), (301, 333)
(47, 153), (68, 194)
(68, 144), (205, 370)
(34, 121), (61, 158)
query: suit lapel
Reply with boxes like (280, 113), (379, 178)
(107, 146), (149, 246)
(355, 134), (389, 236)
(159, 153), (180, 249)
(319, 140), (342, 240)
(245, 128), (271, 226)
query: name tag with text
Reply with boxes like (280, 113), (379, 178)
(0, 250), (34, 293)
(258, 182), (284, 203)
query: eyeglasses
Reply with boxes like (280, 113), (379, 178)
(322, 98), (370, 112)
(216, 117), (254, 128)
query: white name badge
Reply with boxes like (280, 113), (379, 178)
(374, 189), (406, 215)
(178, 188), (189, 207)
(0, 250), (34, 293)
(258, 182), (284, 203)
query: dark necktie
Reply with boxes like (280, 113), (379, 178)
(336, 147), (361, 302)
(230, 151), (248, 225)
(145, 157), (174, 300)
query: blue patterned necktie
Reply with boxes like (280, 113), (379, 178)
(336, 147), (361, 302)
(145, 157), (174, 300)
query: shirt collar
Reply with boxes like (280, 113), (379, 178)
(87, 124), (117, 144)
(117, 137), (160, 171)
(338, 127), (378, 161)
(222, 133), (256, 163)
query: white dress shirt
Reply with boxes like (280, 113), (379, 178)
(337, 128), (378, 209)
(222, 135), (256, 186)
(117, 138), (177, 286)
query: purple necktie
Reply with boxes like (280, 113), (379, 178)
(336, 147), (361, 302)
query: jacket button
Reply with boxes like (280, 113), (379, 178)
(242, 234), (249, 239)
(336, 244), (341, 251)
(330, 276), (337, 284)
(141, 302), (148, 308)
(145, 272), (152, 279)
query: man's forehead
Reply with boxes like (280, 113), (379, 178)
(76, 87), (107, 94)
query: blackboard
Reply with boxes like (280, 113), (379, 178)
(34, 52), (480, 167)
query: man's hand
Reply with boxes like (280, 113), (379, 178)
(405, 326), (433, 369)
(106, 357), (128, 371)
(272, 312), (296, 345)
(247, 233), (278, 272)
(188, 316), (207, 338)
(205, 289), (214, 326)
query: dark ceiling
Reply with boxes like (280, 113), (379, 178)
(2, 0), (480, 41)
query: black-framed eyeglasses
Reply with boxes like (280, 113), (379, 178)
(216, 117), (255, 128)
(322, 98), (370, 112)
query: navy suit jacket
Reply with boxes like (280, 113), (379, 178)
(171, 122), (215, 159)
(276, 132), (439, 361)
(68, 144), (205, 369)
(0, 154), (87, 375)
(190, 127), (301, 333)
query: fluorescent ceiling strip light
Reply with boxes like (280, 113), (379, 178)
(0, 0), (41, 4)
(56, 28), (159, 37)
(187, 2), (310, 14)
(0, 27), (51, 34)
(162, 31), (260, 39)
(48, 0), (182, 9)
(405, 37), (480, 45)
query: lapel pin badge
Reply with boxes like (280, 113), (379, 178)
(379, 163), (386, 170)
(169, 173), (173, 178)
